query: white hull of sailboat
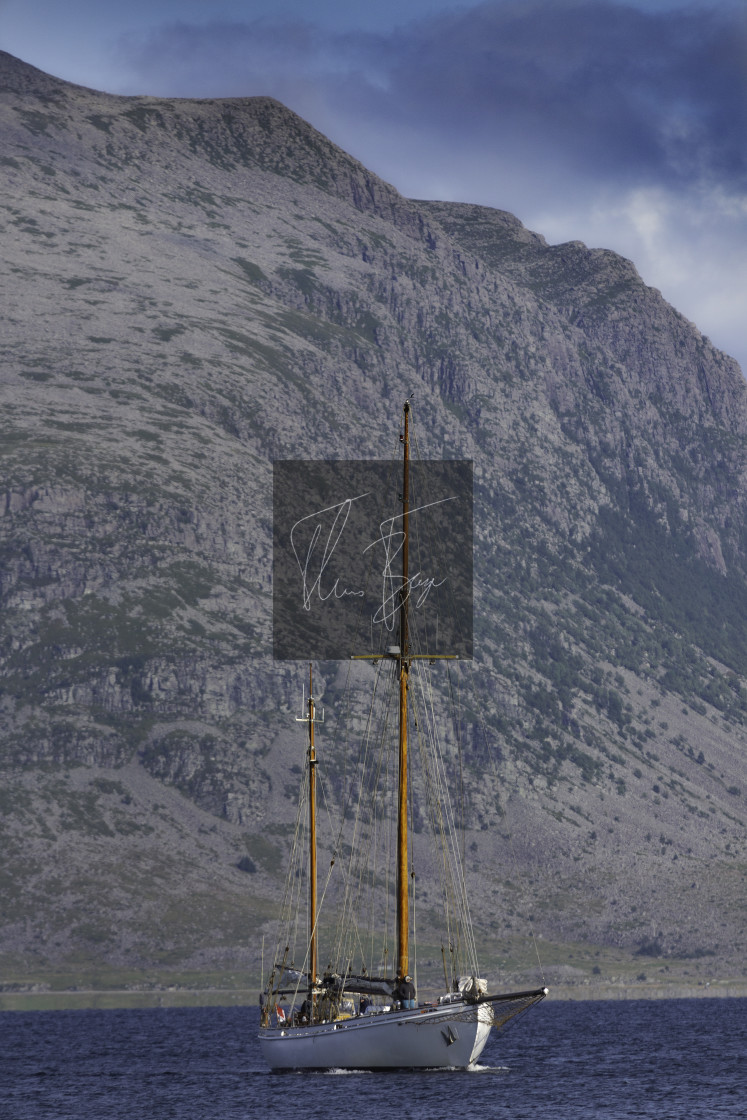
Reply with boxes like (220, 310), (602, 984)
(259, 1001), (494, 1070)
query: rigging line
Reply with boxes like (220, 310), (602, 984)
(349, 698), (397, 978)
(412, 670), (459, 900)
(273, 764), (309, 960)
(405, 645), (481, 976)
(355, 714), (392, 975)
(334, 665), (387, 953)
(324, 658), (385, 868)
(371, 752), (394, 972)
(329, 663), (383, 961)
(288, 776), (309, 965)
(429, 709), (477, 977)
(316, 768), (337, 854)
(356, 743), (383, 981)
(279, 771), (305, 917)
(270, 667), (341, 995)
(331, 658), (395, 968)
(412, 844), (418, 999)
(405, 568), (477, 963)
(411, 658), (481, 977)
(447, 661), (467, 907)
(288, 841), (347, 1011)
(415, 661), (480, 973)
(408, 406), (465, 653)
(465, 656), (546, 986)
(324, 662), (392, 972)
(407, 435), (478, 972)
(321, 657), (356, 835)
(339, 659), (397, 976)
(294, 731), (382, 999)
(443, 660), (480, 973)
(409, 416), (471, 659)
(409, 674), (458, 964)
(396, 477), (479, 976)
(415, 685), (459, 958)
(356, 663), (397, 972)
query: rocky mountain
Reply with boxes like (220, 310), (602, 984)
(1, 51), (745, 999)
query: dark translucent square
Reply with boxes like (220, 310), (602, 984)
(273, 460), (473, 660)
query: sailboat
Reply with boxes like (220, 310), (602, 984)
(259, 401), (547, 1070)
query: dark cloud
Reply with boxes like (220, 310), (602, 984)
(114, 2), (747, 371)
(343, 0), (747, 193)
(119, 1), (747, 195)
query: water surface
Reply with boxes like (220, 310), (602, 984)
(1, 998), (743, 1118)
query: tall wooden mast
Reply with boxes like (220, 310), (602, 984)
(307, 664), (318, 996)
(396, 401), (411, 979)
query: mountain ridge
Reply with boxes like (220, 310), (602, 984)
(1, 51), (745, 995)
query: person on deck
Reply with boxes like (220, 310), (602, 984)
(396, 975), (416, 1009)
(299, 997), (313, 1024)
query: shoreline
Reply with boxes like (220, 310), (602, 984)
(544, 979), (747, 1001)
(1, 979), (745, 1012)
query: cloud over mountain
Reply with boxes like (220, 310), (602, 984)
(114, 1), (747, 371)
(119, 1), (746, 194)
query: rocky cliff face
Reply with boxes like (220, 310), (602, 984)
(1, 51), (745, 991)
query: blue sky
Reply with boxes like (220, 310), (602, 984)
(2, 0), (746, 373)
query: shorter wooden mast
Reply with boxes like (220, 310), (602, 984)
(308, 664), (318, 999)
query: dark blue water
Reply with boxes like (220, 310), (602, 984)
(1, 999), (743, 1119)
